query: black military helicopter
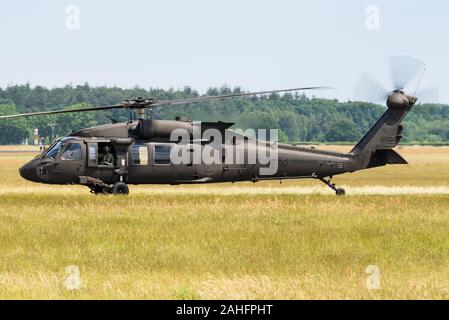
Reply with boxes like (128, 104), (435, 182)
(0, 58), (432, 195)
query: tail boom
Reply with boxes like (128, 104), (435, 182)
(349, 102), (413, 171)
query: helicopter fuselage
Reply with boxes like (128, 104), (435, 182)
(19, 133), (355, 187)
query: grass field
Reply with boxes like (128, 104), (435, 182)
(1, 146), (449, 299)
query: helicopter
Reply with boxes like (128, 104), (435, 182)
(0, 58), (431, 196)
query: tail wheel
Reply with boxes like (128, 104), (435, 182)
(111, 182), (129, 195)
(335, 188), (346, 196)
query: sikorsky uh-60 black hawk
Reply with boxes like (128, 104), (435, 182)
(0, 60), (427, 195)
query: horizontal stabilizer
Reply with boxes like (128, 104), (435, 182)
(367, 149), (407, 168)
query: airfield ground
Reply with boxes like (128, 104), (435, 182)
(1, 146), (449, 299)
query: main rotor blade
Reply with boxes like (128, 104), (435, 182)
(353, 72), (389, 104)
(0, 104), (124, 119)
(0, 86), (330, 119)
(389, 55), (426, 90)
(149, 86), (332, 108)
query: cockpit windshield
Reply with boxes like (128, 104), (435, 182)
(43, 141), (66, 159)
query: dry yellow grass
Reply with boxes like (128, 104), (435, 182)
(0, 145), (40, 151)
(1, 146), (449, 299)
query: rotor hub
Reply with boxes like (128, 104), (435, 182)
(386, 90), (417, 109)
(123, 97), (157, 108)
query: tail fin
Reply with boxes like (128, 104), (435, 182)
(350, 103), (413, 170)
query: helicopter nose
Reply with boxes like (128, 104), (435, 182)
(19, 160), (41, 182)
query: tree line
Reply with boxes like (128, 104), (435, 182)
(1, 84), (449, 145)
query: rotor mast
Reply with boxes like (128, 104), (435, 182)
(138, 107), (145, 119)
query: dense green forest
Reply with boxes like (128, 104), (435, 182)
(1, 84), (449, 145)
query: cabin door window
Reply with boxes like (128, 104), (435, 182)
(131, 144), (149, 165)
(154, 144), (172, 165)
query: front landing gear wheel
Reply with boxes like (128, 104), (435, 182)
(111, 182), (129, 195)
(335, 188), (346, 196)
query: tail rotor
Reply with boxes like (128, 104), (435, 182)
(353, 56), (439, 106)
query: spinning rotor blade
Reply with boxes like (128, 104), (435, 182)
(149, 86), (332, 108)
(0, 104), (124, 119)
(389, 55), (426, 90)
(353, 56), (435, 105)
(416, 85), (439, 104)
(353, 72), (389, 104)
(0, 86), (330, 119)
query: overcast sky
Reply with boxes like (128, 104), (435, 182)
(0, 0), (448, 102)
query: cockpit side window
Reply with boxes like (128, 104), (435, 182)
(61, 143), (82, 161)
